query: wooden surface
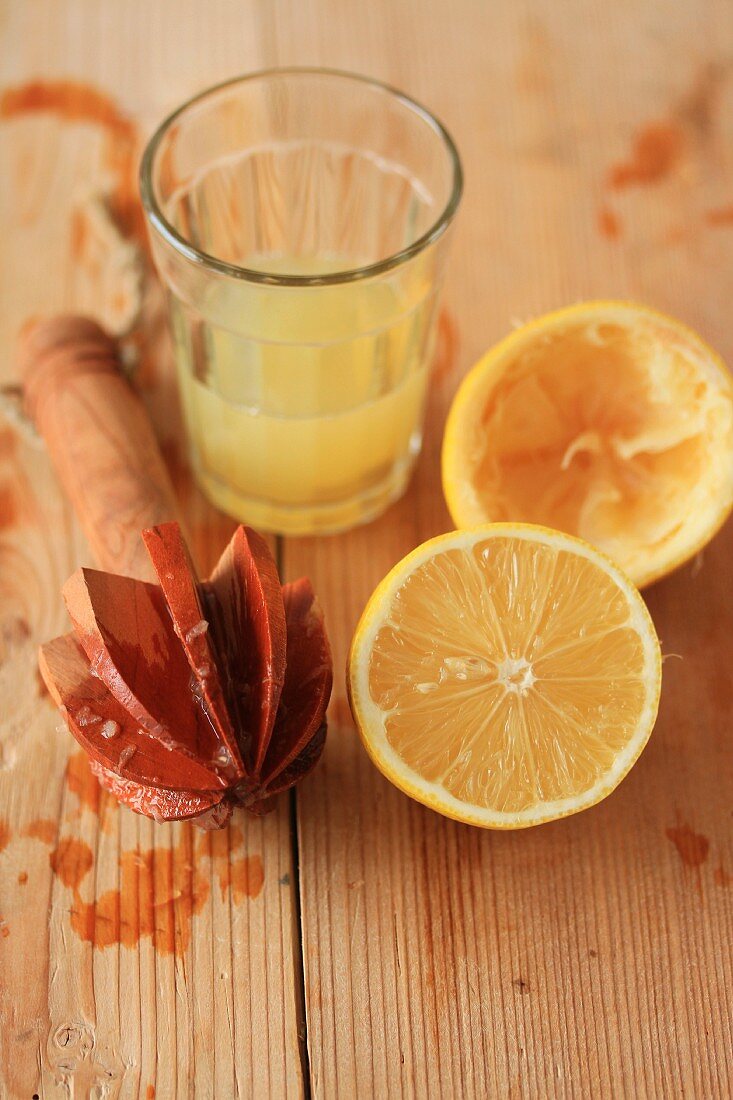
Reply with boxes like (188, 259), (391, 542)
(1, 2), (732, 1097)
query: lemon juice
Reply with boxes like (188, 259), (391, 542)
(169, 252), (438, 534)
(142, 72), (462, 534)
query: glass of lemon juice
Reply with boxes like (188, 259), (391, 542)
(141, 69), (462, 535)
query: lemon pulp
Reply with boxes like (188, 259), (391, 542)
(443, 303), (733, 586)
(350, 526), (661, 828)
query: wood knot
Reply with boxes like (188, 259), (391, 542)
(52, 1021), (95, 1055)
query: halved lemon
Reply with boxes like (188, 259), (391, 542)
(442, 302), (733, 588)
(348, 525), (661, 829)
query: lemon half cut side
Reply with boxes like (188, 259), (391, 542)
(348, 524), (662, 829)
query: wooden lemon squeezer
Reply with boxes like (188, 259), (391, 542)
(21, 316), (333, 828)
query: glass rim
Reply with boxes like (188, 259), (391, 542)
(139, 66), (463, 287)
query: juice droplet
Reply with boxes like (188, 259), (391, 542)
(76, 705), (102, 727)
(442, 655), (491, 681)
(189, 674), (205, 703)
(118, 745), (136, 767)
(185, 620), (209, 644)
(100, 719), (119, 739)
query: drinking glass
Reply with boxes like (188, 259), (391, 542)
(141, 68), (462, 535)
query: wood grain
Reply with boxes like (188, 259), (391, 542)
(1, 1), (733, 1098)
(0, 4), (303, 1097)
(277, 1), (733, 1097)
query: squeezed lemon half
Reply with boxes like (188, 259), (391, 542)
(442, 302), (733, 587)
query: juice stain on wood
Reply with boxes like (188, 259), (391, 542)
(665, 820), (710, 892)
(608, 122), (685, 190)
(17, 871), (28, 885)
(0, 818), (9, 853)
(70, 836), (211, 953)
(23, 818), (57, 844)
(228, 855), (264, 903)
(0, 79), (144, 242)
(597, 205), (622, 241)
(198, 825), (265, 902)
(43, 816), (264, 952)
(50, 837), (93, 888)
(0, 486), (16, 530)
(714, 865), (731, 887)
(66, 750), (116, 829)
(69, 206), (89, 262)
(0, 429), (16, 460)
(706, 205), (733, 227)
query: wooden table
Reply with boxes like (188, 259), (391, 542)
(1, 2), (732, 1096)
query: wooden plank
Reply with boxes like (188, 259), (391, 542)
(0, 3), (304, 1097)
(277, 1), (733, 1096)
(2, 0), (733, 1097)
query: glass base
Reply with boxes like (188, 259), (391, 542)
(193, 453), (418, 536)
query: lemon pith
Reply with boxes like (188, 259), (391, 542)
(348, 524), (662, 829)
(442, 301), (733, 588)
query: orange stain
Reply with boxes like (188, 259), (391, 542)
(196, 823), (260, 900)
(666, 823), (710, 868)
(69, 207), (89, 261)
(609, 122), (685, 190)
(23, 818), (57, 845)
(432, 308), (459, 385)
(41, 801), (259, 951)
(146, 1087), (156, 1100)
(0, 819), (9, 853)
(110, 290), (129, 314)
(0, 485), (16, 531)
(0, 429), (16, 460)
(706, 205), (733, 227)
(714, 865), (731, 887)
(0, 922), (9, 939)
(70, 827), (210, 954)
(230, 856), (264, 903)
(0, 79), (144, 243)
(66, 750), (115, 829)
(50, 837), (94, 889)
(17, 871), (28, 886)
(227, 823), (245, 850)
(597, 205), (622, 240)
(197, 821), (244, 858)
